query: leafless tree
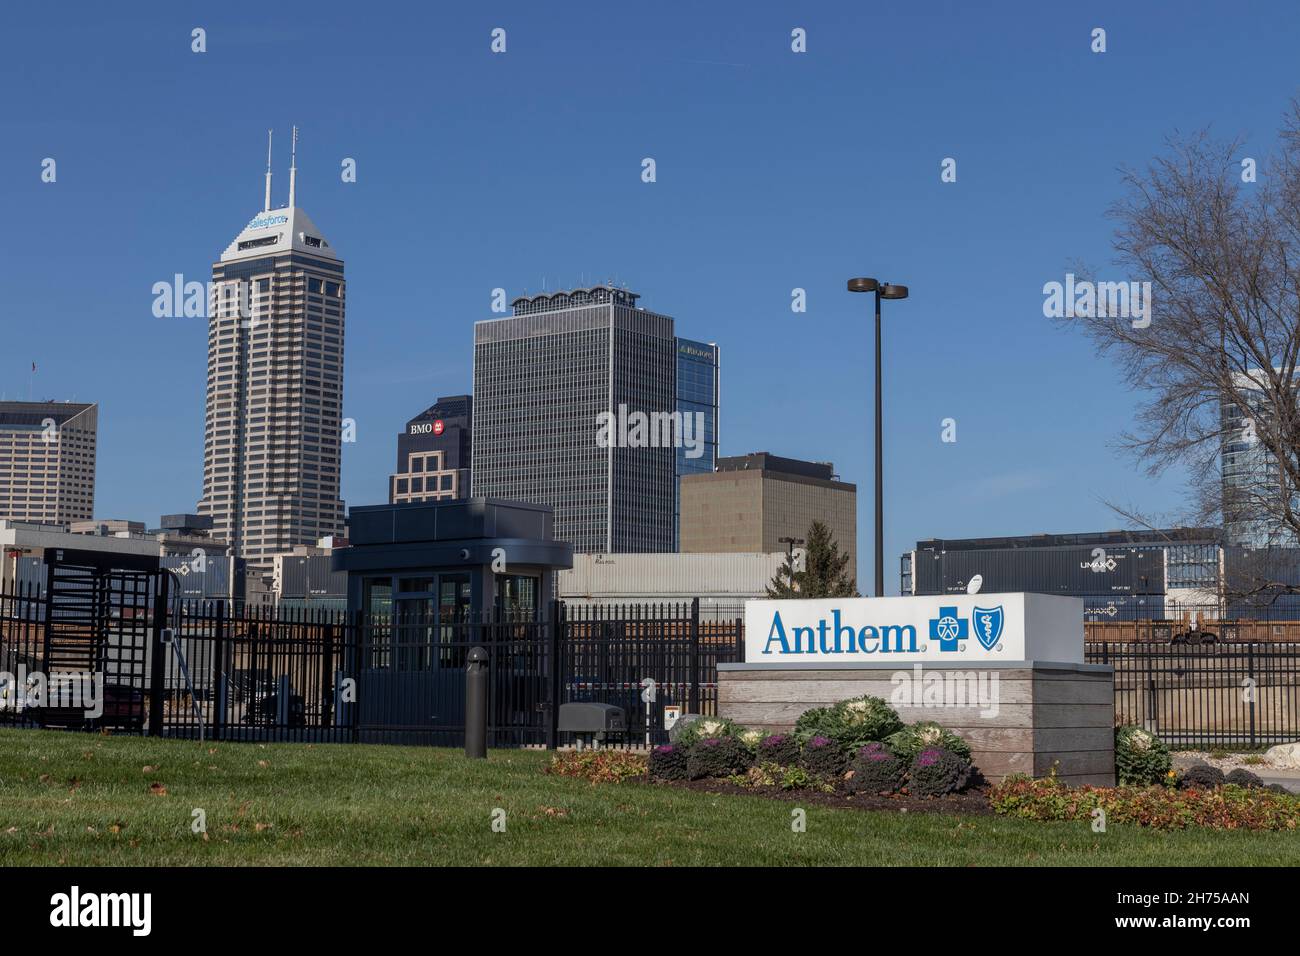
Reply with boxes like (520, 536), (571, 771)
(1066, 100), (1300, 598)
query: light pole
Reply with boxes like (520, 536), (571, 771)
(847, 277), (909, 597)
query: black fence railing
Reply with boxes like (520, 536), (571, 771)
(0, 583), (742, 749)
(1085, 641), (1300, 747)
(11, 575), (1297, 751)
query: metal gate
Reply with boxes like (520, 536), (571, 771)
(40, 548), (165, 732)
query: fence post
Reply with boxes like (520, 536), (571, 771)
(547, 600), (562, 749)
(1247, 642), (1257, 749)
(1144, 642), (1156, 733)
(212, 600), (226, 741)
(465, 646), (488, 758)
(147, 573), (170, 737)
(689, 598), (700, 715)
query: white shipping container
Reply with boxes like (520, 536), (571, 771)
(557, 552), (785, 602)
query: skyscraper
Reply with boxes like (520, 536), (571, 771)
(197, 130), (346, 567)
(390, 395), (472, 504)
(674, 338), (720, 549)
(472, 286), (678, 553)
(0, 401), (97, 526)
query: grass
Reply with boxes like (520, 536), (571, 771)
(1, 727), (1297, 866)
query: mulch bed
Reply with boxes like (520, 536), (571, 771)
(644, 776), (994, 815)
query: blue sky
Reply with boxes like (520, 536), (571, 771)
(3, 1), (1298, 593)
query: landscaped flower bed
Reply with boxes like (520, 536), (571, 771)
(542, 710), (1300, 831)
(649, 697), (981, 806)
(990, 774), (1300, 831)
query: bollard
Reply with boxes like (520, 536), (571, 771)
(465, 646), (488, 759)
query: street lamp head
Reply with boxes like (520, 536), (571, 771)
(847, 277), (879, 293)
(880, 284), (909, 300)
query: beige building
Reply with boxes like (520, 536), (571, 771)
(0, 401), (97, 527)
(197, 134), (346, 569)
(680, 452), (857, 581)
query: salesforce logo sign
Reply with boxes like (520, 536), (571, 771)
(246, 214), (289, 230)
(743, 594), (1082, 665)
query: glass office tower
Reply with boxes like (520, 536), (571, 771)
(674, 339), (720, 549)
(472, 286), (678, 553)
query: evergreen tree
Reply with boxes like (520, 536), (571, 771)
(766, 520), (859, 598)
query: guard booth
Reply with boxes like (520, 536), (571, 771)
(333, 498), (573, 744)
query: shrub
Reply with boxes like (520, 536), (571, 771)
(1225, 768), (1265, 789)
(687, 737), (751, 779)
(846, 742), (906, 795)
(908, 747), (972, 797)
(673, 717), (740, 748)
(1114, 725), (1173, 786)
(885, 722), (972, 762)
(1178, 764), (1227, 790)
(742, 762), (779, 787)
(545, 749), (647, 783)
(757, 733), (799, 766)
(801, 735), (847, 776)
(990, 774), (1300, 831)
(647, 744), (689, 781)
(793, 696), (904, 754)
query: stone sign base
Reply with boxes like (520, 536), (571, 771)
(717, 660), (1115, 786)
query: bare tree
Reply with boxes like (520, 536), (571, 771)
(1067, 101), (1300, 597)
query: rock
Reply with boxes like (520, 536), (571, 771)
(1263, 743), (1300, 769)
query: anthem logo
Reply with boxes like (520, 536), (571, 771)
(930, 605), (1004, 652)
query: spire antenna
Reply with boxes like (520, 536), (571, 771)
(264, 129), (274, 211)
(288, 125), (299, 208)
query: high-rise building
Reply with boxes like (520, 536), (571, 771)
(0, 401), (97, 526)
(390, 395), (472, 504)
(680, 452), (858, 581)
(674, 338), (720, 549)
(1220, 371), (1297, 547)
(472, 285), (678, 553)
(197, 130), (346, 568)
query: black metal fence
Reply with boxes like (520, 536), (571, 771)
(0, 583), (741, 749)
(1085, 641), (1300, 747)
(11, 574), (1297, 751)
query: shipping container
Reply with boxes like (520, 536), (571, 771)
(558, 552), (785, 602)
(912, 545), (1166, 597)
(276, 555), (347, 599)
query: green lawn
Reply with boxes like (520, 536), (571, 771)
(1, 727), (1296, 866)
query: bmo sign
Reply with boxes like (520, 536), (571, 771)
(410, 420), (445, 436)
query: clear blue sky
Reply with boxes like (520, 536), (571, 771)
(3, 1), (1298, 593)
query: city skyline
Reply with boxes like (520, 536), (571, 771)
(8, 3), (1300, 591)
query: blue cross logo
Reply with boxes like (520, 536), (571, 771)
(929, 606), (967, 652)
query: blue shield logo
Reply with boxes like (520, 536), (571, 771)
(971, 605), (1004, 651)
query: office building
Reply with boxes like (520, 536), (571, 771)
(472, 285), (680, 553)
(1220, 371), (1298, 548)
(197, 130), (346, 569)
(0, 401), (97, 526)
(680, 452), (857, 580)
(390, 395), (472, 504)
(674, 339), (720, 549)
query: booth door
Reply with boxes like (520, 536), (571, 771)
(358, 574), (471, 744)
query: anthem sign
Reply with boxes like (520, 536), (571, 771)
(744, 593), (1084, 665)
